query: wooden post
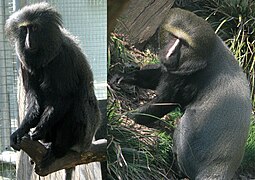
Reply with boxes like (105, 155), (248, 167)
(115, 0), (174, 45)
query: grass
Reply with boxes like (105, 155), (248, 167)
(241, 117), (255, 176)
(108, 34), (184, 179)
(107, 98), (175, 179)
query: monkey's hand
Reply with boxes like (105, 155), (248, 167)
(108, 74), (131, 91)
(10, 128), (28, 151)
(31, 126), (46, 141)
(110, 74), (130, 85)
(110, 64), (162, 90)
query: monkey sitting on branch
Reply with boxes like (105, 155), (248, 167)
(5, 2), (106, 176)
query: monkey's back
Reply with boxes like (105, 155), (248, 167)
(174, 37), (252, 179)
(54, 29), (101, 149)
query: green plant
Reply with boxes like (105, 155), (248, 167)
(107, 100), (173, 180)
(241, 117), (255, 174)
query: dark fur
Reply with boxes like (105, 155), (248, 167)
(5, 2), (101, 165)
(119, 8), (251, 179)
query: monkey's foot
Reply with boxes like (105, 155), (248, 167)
(35, 148), (56, 172)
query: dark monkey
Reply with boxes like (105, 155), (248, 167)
(118, 8), (252, 179)
(5, 2), (101, 166)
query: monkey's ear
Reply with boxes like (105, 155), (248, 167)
(5, 16), (21, 45)
(5, 19), (16, 44)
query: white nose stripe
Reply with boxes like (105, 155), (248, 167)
(25, 27), (30, 48)
(166, 38), (180, 59)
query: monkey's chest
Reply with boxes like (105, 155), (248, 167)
(27, 68), (79, 100)
(40, 75), (77, 99)
(29, 73), (59, 96)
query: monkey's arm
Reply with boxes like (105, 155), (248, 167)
(31, 98), (72, 140)
(10, 90), (41, 150)
(130, 86), (178, 127)
(120, 63), (163, 90)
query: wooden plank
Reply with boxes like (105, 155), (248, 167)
(115, 0), (174, 45)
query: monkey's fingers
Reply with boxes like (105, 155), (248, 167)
(109, 74), (123, 85)
(30, 129), (44, 141)
(10, 139), (21, 151)
(10, 131), (25, 151)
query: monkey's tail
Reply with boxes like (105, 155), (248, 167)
(65, 167), (74, 180)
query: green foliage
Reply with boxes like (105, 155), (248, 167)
(107, 100), (173, 180)
(157, 132), (172, 160)
(108, 34), (133, 73)
(109, 34), (159, 71)
(242, 117), (255, 173)
(167, 107), (182, 123)
(108, 33), (179, 179)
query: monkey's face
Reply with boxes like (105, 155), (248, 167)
(157, 8), (218, 74)
(157, 23), (209, 75)
(5, 2), (63, 69)
(18, 23), (40, 54)
(158, 29), (182, 70)
(158, 27), (207, 75)
(14, 20), (62, 69)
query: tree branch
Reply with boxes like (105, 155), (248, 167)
(19, 137), (107, 176)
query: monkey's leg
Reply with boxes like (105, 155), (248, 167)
(31, 100), (72, 168)
(119, 63), (163, 90)
(30, 99), (72, 141)
(10, 90), (41, 150)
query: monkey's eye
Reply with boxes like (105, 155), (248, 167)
(31, 25), (38, 32)
(19, 26), (27, 35)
